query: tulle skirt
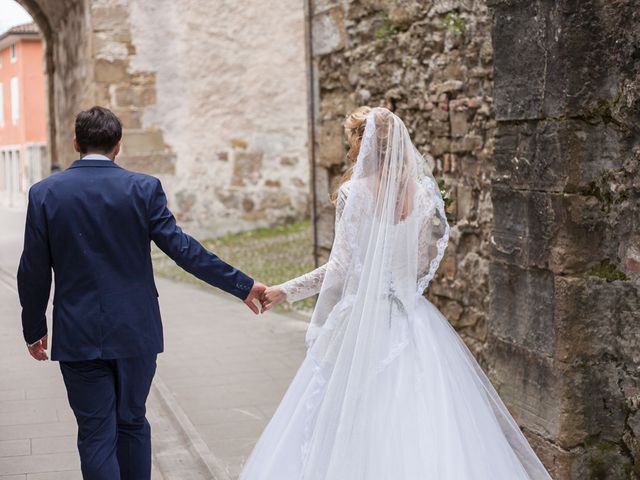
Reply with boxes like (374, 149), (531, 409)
(239, 297), (552, 480)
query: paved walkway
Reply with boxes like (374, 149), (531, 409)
(156, 279), (307, 478)
(0, 207), (308, 479)
(0, 208), (82, 479)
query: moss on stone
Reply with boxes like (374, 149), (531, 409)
(375, 11), (398, 40)
(578, 260), (628, 282)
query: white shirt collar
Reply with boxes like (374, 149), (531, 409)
(82, 154), (112, 161)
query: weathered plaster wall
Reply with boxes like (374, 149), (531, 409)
(20, 0), (310, 237)
(309, 0), (495, 354)
(124, 0), (309, 236)
(489, 1), (640, 477)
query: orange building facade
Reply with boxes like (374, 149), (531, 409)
(0, 23), (47, 207)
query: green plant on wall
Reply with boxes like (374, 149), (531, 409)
(375, 10), (398, 40)
(437, 178), (456, 222)
(439, 12), (466, 35)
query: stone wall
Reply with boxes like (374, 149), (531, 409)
(19, 0), (310, 237)
(309, 0), (495, 353)
(489, 0), (640, 477)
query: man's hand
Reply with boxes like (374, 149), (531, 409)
(244, 282), (267, 314)
(263, 286), (287, 312)
(27, 335), (48, 361)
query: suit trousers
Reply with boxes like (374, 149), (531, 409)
(59, 355), (157, 480)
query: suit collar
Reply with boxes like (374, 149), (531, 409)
(68, 159), (122, 169)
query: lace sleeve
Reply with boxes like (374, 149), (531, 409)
(417, 189), (437, 279)
(280, 182), (350, 303)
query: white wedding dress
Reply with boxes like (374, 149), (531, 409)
(240, 108), (553, 480)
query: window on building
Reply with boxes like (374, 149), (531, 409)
(10, 44), (17, 63)
(10, 77), (19, 125)
(0, 83), (4, 128)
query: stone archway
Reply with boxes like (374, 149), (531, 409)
(14, 0), (170, 172)
(13, 0), (83, 167)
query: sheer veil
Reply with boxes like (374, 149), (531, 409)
(307, 107), (449, 353)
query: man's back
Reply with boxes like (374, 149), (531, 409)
(19, 158), (254, 361)
(22, 159), (162, 360)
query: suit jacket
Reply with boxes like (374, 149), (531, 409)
(17, 159), (254, 361)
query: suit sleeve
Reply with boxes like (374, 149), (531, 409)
(17, 188), (52, 344)
(148, 178), (254, 300)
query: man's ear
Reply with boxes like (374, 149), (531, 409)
(73, 137), (81, 154)
(112, 141), (121, 159)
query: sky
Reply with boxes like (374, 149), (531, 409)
(0, 1), (33, 36)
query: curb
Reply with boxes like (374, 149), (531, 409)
(150, 374), (232, 480)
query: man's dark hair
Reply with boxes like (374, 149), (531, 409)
(75, 106), (122, 154)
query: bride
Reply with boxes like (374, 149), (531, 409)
(240, 107), (553, 479)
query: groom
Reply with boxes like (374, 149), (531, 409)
(17, 106), (266, 479)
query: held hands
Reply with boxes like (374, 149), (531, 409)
(27, 335), (48, 361)
(243, 282), (287, 314)
(262, 286), (287, 312)
(244, 281), (267, 314)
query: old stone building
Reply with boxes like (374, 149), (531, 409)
(13, 0), (640, 478)
(17, 0), (310, 236)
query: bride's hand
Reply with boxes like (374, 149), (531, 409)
(263, 286), (287, 311)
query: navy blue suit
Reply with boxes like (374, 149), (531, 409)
(17, 158), (254, 479)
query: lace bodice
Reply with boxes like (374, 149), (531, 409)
(280, 181), (438, 304)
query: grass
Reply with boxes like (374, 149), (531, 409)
(151, 221), (317, 313)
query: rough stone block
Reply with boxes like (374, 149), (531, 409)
(114, 85), (156, 107)
(491, 187), (610, 273)
(122, 129), (168, 155)
(490, 186), (554, 269)
(524, 429), (575, 480)
(113, 108), (142, 129)
(449, 109), (469, 138)
(484, 335), (561, 440)
(546, 193), (610, 274)
(490, 1), (546, 120)
(232, 152), (264, 187)
(312, 7), (345, 56)
(117, 153), (176, 175)
(94, 59), (129, 83)
(491, 0), (635, 120)
(91, 4), (130, 33)
(554, 276), (640, 365)
(493, 120), (625, 193)
(556, 361), (629, 450)
(316, 120), (345, 169)
(451, 134), (482, 153)
(488, 261), (555, 356)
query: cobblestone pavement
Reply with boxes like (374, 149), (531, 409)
(0, 207), (307, 479)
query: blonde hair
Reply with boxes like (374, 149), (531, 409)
(331, 106), (372, 203)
